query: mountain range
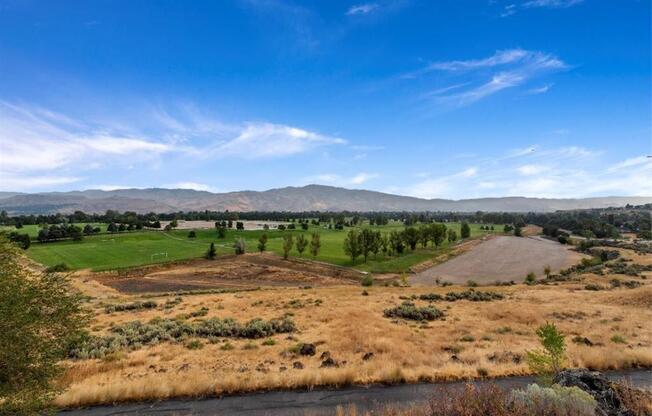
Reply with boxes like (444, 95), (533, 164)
(0, 185), (650, 215)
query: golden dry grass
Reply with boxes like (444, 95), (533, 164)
(55, 248), (652, 408)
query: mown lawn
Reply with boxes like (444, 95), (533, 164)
(26, 222), (498, 272)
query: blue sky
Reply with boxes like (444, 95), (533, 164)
(0, 0), (650, 199)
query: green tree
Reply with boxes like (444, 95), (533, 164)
(234, 238), (246, 255)
(430, 223), (447, 247)
(525, 272), (537, 285)
(282, 234), (294, 259)
(403, 227), (419, 250)
(0, 237), (88, 414)
(514, 225), (523, 237)
(343, 229), (361, 264)
(187, 230), (196, 239)
(359, 228), (377, 263)
(217, 227), (226, 239)
(205, 242), (217, 259)
(544, 265), (551, 279)
(460, 222), (471, 239)
(526, 322), (566, 384)
(389, 230), (404, 255)
(295, 234), (308, 256)
(309, 232), (321, 258)
(257, 233), (268, 253)
(170, 219), (178, 228)
(447, 228), (457, 243)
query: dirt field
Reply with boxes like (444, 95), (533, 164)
(92, 253), (364, 293)
(411, 236), (585, 286)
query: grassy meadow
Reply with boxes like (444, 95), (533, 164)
(25, 222), (497, 272)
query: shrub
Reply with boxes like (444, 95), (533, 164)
(466, 280), (478, 287)
(584, 283), (605, 291)
(220, 342), (234, 351)
(45, 263), (70, 273)
(509, 384), (597, 416)
(418, 293), (443, 302)
(234, 238), (246, 255)
(187, 230), (196, 239)
(262, 338), (276, 346)
(361, 275), (373, 287)
(610, 334), (627, 344)
(383, 301), (444, 321)
(459, 335), (475, 342)
(525, 272), (537, 285)
(185, 339), (203, 350)
(104, 300), (158, 314)
(68, 315), (295, 359)
(444, 289), (504, 302)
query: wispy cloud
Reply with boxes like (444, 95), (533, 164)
(407, 49), (567, 106)
(527, 84), (553, 94)
(303, 172), (380, 187)
(162, 182), (219, 192)
(346, 3), (379, 15)
(501, 0), (583, 17)
(523, 0), (584, 9)
(0, 102), (346, 191)
(404, 146), (651, 199)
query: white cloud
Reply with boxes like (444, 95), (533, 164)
(0, 102), (346, 191)
(410, 49), (567, 106)
(162, 182), (218, 192)
(346, 3), (379, 15)
(527, 84), (552, 94)
(502, 0), (583, 18)
(404, 146), (652, 199)
(0, 174), (81, 191)
(210, 123), (345, 159)
(523, 0), (583, 9)
(304, 172), (379, 187)
(517, 164), (549, 176)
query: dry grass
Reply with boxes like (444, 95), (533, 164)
(55, 248), (652, 408)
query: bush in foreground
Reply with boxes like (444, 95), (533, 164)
(0, 237), (88, 414)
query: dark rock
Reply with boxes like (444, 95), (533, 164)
(300, 343), (316, 356)
(554, 369), (639, 416)
(292, 361), (304, 369)
(362, 352), (374, 361)
(320, 357), (338, 368)
(450, 354), (460, 362)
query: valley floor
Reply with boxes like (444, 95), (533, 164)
(55, 244), (652, 408)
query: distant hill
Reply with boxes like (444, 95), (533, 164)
(1, 185), (650, 214)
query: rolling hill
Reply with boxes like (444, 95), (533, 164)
(0, 185), (650, 214)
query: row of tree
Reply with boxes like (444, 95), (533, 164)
(342, 223), (470, 264)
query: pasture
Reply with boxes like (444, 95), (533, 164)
(26, 222), (496, 272)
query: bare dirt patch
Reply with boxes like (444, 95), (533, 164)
(93, 253), (363, 293)
(411, 235), (585, 286)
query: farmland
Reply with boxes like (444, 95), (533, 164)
(25, 222), (496, 272)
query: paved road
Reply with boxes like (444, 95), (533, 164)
(60, 369), (652, 416)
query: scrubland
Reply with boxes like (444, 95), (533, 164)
(56, 246), (652, 408)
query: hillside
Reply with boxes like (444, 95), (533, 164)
(0, 185), (650, 214)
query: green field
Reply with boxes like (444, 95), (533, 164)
(25, 222), (498, 273)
